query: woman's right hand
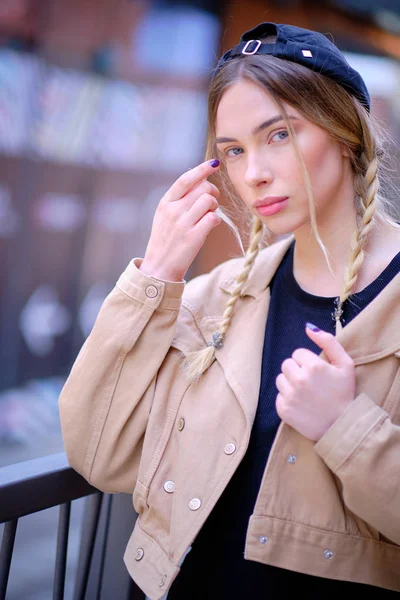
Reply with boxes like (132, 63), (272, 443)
(140, 159), (222, 282)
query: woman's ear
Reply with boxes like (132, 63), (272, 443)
(340, 142), (350, 158)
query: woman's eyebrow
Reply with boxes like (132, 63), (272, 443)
(215, 114), (299, 144)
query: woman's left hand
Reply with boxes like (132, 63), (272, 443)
(275, 323), (356, 442)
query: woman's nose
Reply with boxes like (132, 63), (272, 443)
(244, 155), (273, 188)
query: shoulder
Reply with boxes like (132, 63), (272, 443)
(182, 236), (293, 317)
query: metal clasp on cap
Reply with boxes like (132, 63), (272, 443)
(242, 40), (262, 55)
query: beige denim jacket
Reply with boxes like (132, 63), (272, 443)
(59, 237), (400, 599)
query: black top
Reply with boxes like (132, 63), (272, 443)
(168, 242), (400, 599)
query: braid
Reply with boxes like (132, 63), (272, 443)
(183, 217), (264, 382)
(334, 152), (379, 332)
(219, 218), (264, 336)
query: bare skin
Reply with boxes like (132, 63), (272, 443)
(215, 79), (400, 298)
(140, 160), (222, 282)
(294, 214), (400, 297)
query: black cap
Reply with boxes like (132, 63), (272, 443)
(214, 22), (370, 112)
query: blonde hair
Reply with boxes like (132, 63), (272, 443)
(183, 52), (396, 382)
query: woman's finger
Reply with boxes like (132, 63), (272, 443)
(181, 180), (220, 209)
(185, 193), (219, 225)
(166, 159), (220, 202)
(292, 347), (320, 367)
(305, 324), (354, 368)
(275, 373), (292, 396)
(281, 358), (302, 381)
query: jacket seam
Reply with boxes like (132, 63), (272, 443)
(335, 412), (388, 472)
(353, 344), (400, 365)
(180, 303), (209, 341)
(83, 349), (126, 481)
(243, 554), (396, 590)
(173, 450), (246, 563)
(383, 363), (400, 415)
(84, 306), (153, 483)
(136, 520), (172, 574)
(141, 380), (192, 501)
(250, 515), (400, 551)
(116, 283), (179, 312)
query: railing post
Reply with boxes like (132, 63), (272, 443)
(0, 454), (145, 599)
(0, 519), (18, 600)
(82, 492), (144, 600)
(53, 502), (72, 600)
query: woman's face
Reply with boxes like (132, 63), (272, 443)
(215, 79), (353, 236)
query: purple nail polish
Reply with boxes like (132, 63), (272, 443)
(306, 322), (320, 332)
(210, 159), (220, 168)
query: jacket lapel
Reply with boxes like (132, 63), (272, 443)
(198, 237), (294, 427)
(331, 271), (400, 365)
(196, 236), (400, 428)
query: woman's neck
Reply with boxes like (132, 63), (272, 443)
(292, 212), (400, 298)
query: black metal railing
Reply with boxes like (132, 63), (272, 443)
(0, 453), (145, 600)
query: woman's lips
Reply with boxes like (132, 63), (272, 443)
(255, 197), (289, 217)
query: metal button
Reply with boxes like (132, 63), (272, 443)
(287, 454), (296, 464)
(178, 417), (185, 431)
(135, 548), (144, 561)
(145, 285), (158, 298)
(159, 574), (167, 587)
(224, 443), (236, 455)
(324, 549), (334, 560)
(189, 497), (201, 511)
(259, 536), (269, 544)
(163, 480), (175, 493)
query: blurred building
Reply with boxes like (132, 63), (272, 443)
(0, 0), (222, 466)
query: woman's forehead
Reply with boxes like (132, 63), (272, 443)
(215, 80), (299, 137)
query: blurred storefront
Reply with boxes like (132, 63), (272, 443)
(0, 0), (222, 467)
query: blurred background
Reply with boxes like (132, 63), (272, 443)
(0, 0), (399, 597)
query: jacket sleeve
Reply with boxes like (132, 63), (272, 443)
(58, 258), (185, 494)
(314, 392), (400, 545)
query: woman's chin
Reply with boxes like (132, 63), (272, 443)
(261, 215), (300, 237)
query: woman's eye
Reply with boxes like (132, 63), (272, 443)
(270, 130), (289, 143)
(225, 147), (243, 158)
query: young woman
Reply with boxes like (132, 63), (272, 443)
(59, 22), (400, 599)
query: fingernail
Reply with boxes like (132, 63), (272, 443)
(210, 159), (220, 168)
(306, 322), (320, 332)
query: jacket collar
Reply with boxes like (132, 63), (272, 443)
(195, 237), (294, 426)
(196, 237), (400, 426)
(333, 272), (400, 364)
(215, 235), (400, 363)
(218, 236), (294, 298)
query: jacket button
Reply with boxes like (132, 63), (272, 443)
(224, 443), (236, 455)
(324, 549), (334, 560)
(287, 454), (296, 464)
(135, 548), (144, 561)
(259, 536), (269, 544)
(189, 497), (202, 511)
(145, 285), (158, 298)
(178, 417), (185, 431)
(163, 480), (175, 493)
